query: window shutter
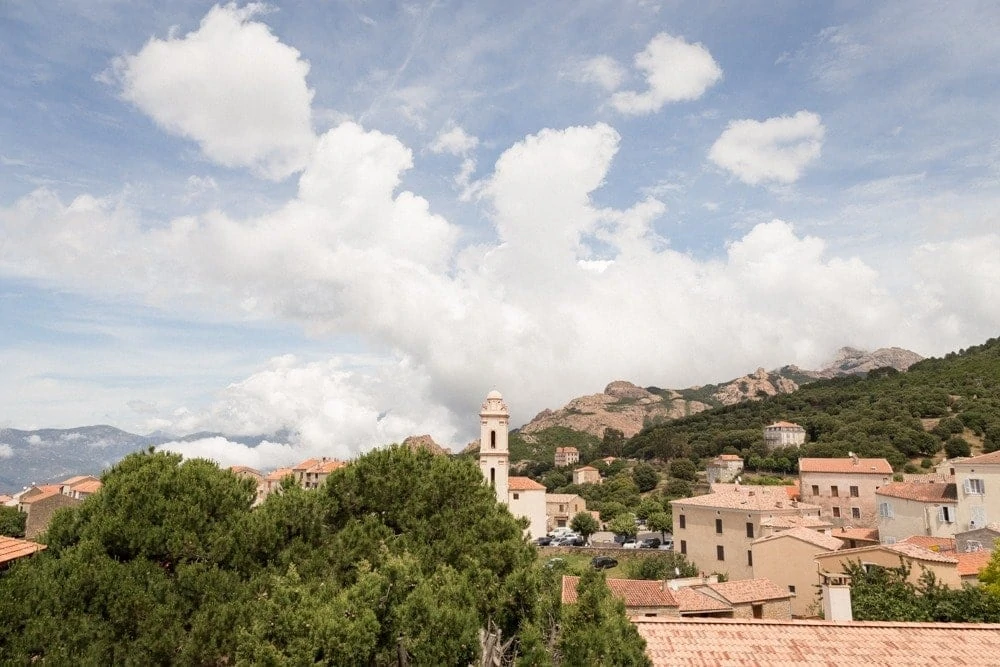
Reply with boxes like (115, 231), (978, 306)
(964, 479), (972, 494)
(937, 507), (945, 522)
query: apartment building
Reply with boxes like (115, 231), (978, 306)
(670, 486), (821, 581)
(952, 450), (1000, 532)
(875, 481), (958, 544)
(573, 465), (601, 485)
(751, 527), (844, 617)
(763, 421), (806, 449)
(545, 493), (587, 530)
(707, 454), (744, 484)
(798, 456), (893, 527)
(554, 446), (579, 468)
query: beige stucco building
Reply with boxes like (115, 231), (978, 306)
(814, 541), (963, 588)
(670, 486), (822, 581)
(707, 454), (744, 484)
(546, 493), (587, 530)
(764, 421), (806, 449)
(952, 451), (1000, 532)
(554, 447), (579, 468)
(19, 486), (81, 539)
(751, 527), (844, 617)
(573, 465), (601, 485)
(875, 482), (958, 544)
(798, 456), (893, 527)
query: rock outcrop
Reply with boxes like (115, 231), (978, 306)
(401, 434), (450, 456)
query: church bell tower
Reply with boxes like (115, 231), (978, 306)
(478, 390), (509, 504)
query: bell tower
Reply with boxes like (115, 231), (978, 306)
(478, 390), (509, 504)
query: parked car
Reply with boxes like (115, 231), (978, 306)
(564, 535), (586, 547)
(544, 557), (566, 570)
(639, 537), (661, 549)
(534, 535), (553, 546)
(621, 539), (639, 549)
(658, 538), (674, 551)
(591, 556), (618, 570)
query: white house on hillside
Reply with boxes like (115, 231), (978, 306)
(478, 391), (547, 538)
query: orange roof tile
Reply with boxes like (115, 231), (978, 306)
(229, 465), (262, 476)
(634, 617), (1000, 666)
(60, 475), (98, 487)
(20, 489), (62, 504)
(671, 487), (820, 512)
(833, 526), (880, 542)
(759, 514), (832, 530)
(955, 450), (1000, 466)
(706, 578), (793, 604)
(575, 465), (599, 472)
(307, 459), (346, 474)
(876, 482), (957, 502)
(754, 526), (844, 551)
(956, 550), (992, 577)
(821, 542), (958, 565)
(265, 467), (295, 481)
(562, 576), (678, 608)
(291, 458), (321, 471)
(766, 421), (803, 429)
(673, 587), (732, 614)
(555, 446), (578, 453)
(716, 454), (743, 461)
(71, 480), (102, 494)
(902, 536), (956, 552)
(0, 536), (46, 565)
(508, 476), (546, 491)
(799, 457), (893, 474)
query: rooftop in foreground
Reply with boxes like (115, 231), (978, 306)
(634, 617), (1000, 666)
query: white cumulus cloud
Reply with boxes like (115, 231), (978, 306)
(110, 3), (316, 180)
(611, 33), (722, 114)
(577, 55), (626, 91)
(708, 111), (825, 185)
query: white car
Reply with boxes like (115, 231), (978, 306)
(621, 539), (639, 549)
(658, 539), (674, 551)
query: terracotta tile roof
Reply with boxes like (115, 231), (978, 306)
(833, 526), (880, 542)
(902, 536), (956, 552)
(0, 495), (13, 505)
(716, 454), (743, 461)
(671, 487), (820, 512)
(229, 465), (262, 477)
(545, 493), (582, 503)
(956, 550), (992, 577)
(955, 450), (1000, 466)
(292, 458), (321, 471)
(0, 536), (46, 565)
(876, 482), (957, 502)
(799, 457), (893, 474)
(562, 576), (678, 608)
(766, 421), (803, 429)
(754, 526), (844, 551)
(706, 578), (793, 604)
(60, 475), (97, 487)
(20, 489), (62, 504)
(575, 465), (599, 472)
(821, 542), (958, 565)
(71, 480), (102, 494)
(759, 514), (832, 530)
(673, 587), (731, 613)
(265, 467), (295, 481)
(306, 459), (345, 474)
(508, 476), (546, 491)
(555, 446), (578, 453)
(633, 617), (1000, 666)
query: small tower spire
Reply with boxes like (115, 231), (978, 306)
(478, 390), (509, 504)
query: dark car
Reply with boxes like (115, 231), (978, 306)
(565, 535), (586, 547)
(591, 556), (618, 570)
(535, 535), (553, 546)
(639, 537), (661, 549)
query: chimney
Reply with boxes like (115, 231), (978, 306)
(820, 571), (853, 622)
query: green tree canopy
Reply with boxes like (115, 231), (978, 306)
(557, 569), (651, 666)
(570, 512), (600, 542)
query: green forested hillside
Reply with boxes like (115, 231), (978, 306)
(0, 448), (646, 665)
(626, 337), (1000, 471)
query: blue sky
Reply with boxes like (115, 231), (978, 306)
(1, 1), (998, 467)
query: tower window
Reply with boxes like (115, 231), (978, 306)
(490, 468), (495, 487)
(491, 430), (496, 449)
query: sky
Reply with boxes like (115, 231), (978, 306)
(1, 1), (999, 469)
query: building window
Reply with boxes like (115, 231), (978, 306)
(852, 507), (861, 519)
(878, 502), (893, 519)
(752, 604), (763, 619)
(831, 486), (839, 497)
(717, 545), (725, 561)
(965, 478), (986, 495)
(850, 485), (859, 497)
(938, 506), (953, 523)
(788, 585), (796, 594)
(559, 504), (565, 512)
(680, 540), (687, 555)
(832, 506), (841, 518)
(490, 430), (496, 449)
(716, 518), (723, 534)
(490, 468), (495, 487)
(679, 515), (686, 529)
(811, 485), (819, 496)
(745, 522), (754, 538)
(512, 493), (519, 500)
(747, 550), (753, 567)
